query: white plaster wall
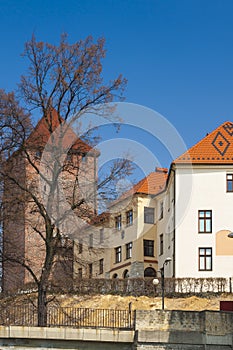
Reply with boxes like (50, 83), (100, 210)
(137, 196), (157, 240)
(175, 166), (233, 278)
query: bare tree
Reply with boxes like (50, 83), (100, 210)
(0, 34), (132, 326)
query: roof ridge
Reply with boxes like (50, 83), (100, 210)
(174, 120), (233, 164)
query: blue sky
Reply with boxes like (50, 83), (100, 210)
(1, 0), (233, 175)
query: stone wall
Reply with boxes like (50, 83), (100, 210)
(0, 310), (233, 349)
(135, 309), (233, 350)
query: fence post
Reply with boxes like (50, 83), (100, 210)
(229, 277), (232, 293)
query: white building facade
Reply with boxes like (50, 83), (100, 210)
(157, 121), (233, 280)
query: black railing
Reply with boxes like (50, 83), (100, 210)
(0, 305), (134, 329)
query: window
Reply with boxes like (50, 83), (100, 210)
(100, 228), (104, 244)
(88, 263), (93, 278)
(99, 259), (104, 274)
(159, 201), (164, 220)
(78, 268), (82, 279)
(167, 190), (171, 211)
(78, 240), (83, 254)
(82, 155), (87, 163)
(89, 234), (93, 248)
(159, 234), (164, 255)
(227, 174), (233, 192)
(115, 246), (122, 263)
(126, 242), (133, 259)
(35, 150), (42, 159)
(199, 248), (212, 271)
(198, 210), (212, 233)
(144, 207), (154, 224)
(126, 210), (133, 226)
(115, 215), (122, 231)
(143, 239), (154, 257)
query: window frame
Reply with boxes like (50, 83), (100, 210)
(78, 240), (83, 254)
(144, 207), (154, 224)
(115, 246), (122, 263)
(99, 258), (104, 274)
(100, 228), (104, 244)
(88, 263), (93, 278)
(89, 233), (93, 248)
(227, 174), (233, 192)
(126, 242), (133, 259)
(115, 215), (122, 231)
(126, 209), (133, 226)
(198, 247), (212, 271)
(143, 239), (154, 257)
(78, 267), (82, 279)
(198, 210), (212, 233)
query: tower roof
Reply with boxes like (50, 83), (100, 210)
(27, 108), (95, 154)
(174, 121), (233, 164)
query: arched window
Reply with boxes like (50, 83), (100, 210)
(112, 273), (118, 279)
(123, 270), (129, 278)
(144, 267), (156, 277)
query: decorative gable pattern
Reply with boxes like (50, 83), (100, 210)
(174, 121), (233, 164)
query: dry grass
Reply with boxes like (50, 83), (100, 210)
(1, 293), (233, 312)
(57, 293), (233, 311)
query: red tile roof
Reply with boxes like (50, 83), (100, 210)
(113, 167), (168, 204)
(27, 108), (94, 154)
(174, 121), (233, 164)
(132, 167), (168, 195)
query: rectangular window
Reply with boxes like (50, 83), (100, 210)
(78, 240), (83, 254)
(167, 190), (171, 211)
(160, 234), (164, 255)
(115, 246), (122, 263)
(199, 248), (212, 271)
(99, 258), (104, 274)
(144, 207), (154, 224)
(143, 239), (154, 257)
(227, 174), (233, 192)
(198, 210), (212, 233)
(159, 201), (164, 220)
(88, 263), (93, 278)
(126, 242), (133, 259)
(78, 268), (82, 279)
(89, 234), (93, 248)
(100, 228), (104, 244)
(115, 215), (122, 231)
(82, 155), (87, 163)
(126, 210), (133, 226)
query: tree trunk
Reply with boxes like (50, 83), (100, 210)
(38, 283), (47, 326)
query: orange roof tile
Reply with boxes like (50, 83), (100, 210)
(27, 108), (94, 154)
(114, 167), (168, 204)
(174, 121), (233, 164)
(132, 168), (168, 195)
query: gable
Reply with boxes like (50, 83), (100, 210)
(174, 121), (233, 164)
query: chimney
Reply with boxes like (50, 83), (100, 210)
(155, 167), (168, 174)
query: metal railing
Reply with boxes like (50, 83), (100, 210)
(0, 305), (134, 329)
